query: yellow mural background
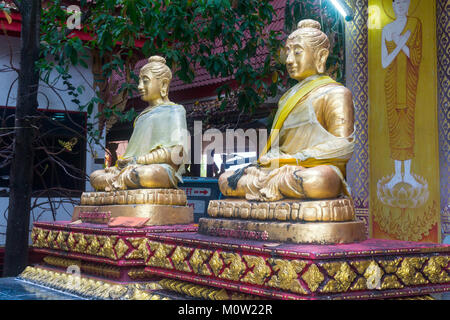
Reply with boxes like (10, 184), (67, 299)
(368, 0), (441, 242)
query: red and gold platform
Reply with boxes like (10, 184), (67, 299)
(29, 221), (197, 283)
(24, 221), (450, 300)
(142, 232), (450, 300)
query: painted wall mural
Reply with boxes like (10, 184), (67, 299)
(368, 0), (441, 242)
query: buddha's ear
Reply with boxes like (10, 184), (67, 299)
(315, 48), (329, 74)
(160, 78), (170, 98)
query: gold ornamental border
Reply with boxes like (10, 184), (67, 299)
(147, 233), (450, 259)
(159, 278), (261, 300)
(143, 240), (450, 298)
(207, 199), (355, 222)
(81, 188), (187, 206)
(31, 227), (157, 264)
(19, 266), (166, 300)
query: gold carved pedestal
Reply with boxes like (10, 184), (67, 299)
(198, 198), (366, 244)
(74, 188), (193, 226)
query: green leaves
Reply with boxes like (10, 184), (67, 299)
(39, 0), (288, 138)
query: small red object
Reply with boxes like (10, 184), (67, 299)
(108, 216), (150, 228)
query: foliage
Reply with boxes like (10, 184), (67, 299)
(36, 0), (347, 137)
(39, 0), (287, 140)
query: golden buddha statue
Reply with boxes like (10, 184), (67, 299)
(200, 20), (366, 244)
(75, 56), (193, 226)
(89, 56), (188, 192)
(219, 19), (354, 202)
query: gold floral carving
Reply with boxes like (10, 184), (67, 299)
(348, 260), (371, 291)
(301, 264), (324, 292)
(19, 266), (166, 300)
(381, 275), (404, 290)
(74, 233), (88, 253)
(81, 188), (187, 206)
(208, 251), (223, 276)
(378, 258), (402, 273)
(46, 231), (57, 248)
(241, 255), (271, 285)
(396, 257), (428, 286)
(189, 249), (212, 276)
(147, 242), (174, 269)
(114, 238), (130, 260)
(128, 268), (153, 280)
(170, 246), (192, 273)
(85, 235), (101, 255)
(98, 236), (118, 260)
(159, 278), (230, 300)
(125, 238), (149, 260)
(207, 199), (355, 222)
(422, 256), (450, 284)
(35, 229), (49, 248)
(351, 260), (372, 275)
(219, 252), (246, 281)
(267, 259), (307, 294)
(321, 262), (357, 293)
(56, 231), (69, 251)
(67, 232), (76, 251)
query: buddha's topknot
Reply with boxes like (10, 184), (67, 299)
(148, 55), (167, 65)
(287, 19), (330, 51)
(140, 55), (172, 81)
(297, 19), (321, 30)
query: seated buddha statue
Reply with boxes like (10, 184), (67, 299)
(218, 19), (355, 202)
(89, 56), (188, 192)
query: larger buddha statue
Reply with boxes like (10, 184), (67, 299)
(219, 19), (354, 203)
(76, 56), (193, 226)
(200, 20), (365, 244)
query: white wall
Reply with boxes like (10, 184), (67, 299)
(0, 34), (105, 245)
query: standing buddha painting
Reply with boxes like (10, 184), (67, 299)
(368, 0), (441, 242)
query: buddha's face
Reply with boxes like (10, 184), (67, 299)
(393, 0), (410, 17)
(285, 37), (320, 81)
(138, 70), (165, 103)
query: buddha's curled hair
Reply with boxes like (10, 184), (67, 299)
(288, 19), (329, 51)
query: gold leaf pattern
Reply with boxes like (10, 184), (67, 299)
(396, 257), (428, 286)
(267, 259), (307, 294)
(219, 252), (246, 281)
(208, 251), (223, 276)
(170, 246), (192, 273)
(114, 238), (129, 260)
(241, 255), (271, 286)
(189, 249), (212, 276)
(301, 264), (324, 292)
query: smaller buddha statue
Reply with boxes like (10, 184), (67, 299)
(89, 56), (188, 192)
(77, 56), (192, 226)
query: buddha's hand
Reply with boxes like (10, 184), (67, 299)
(137, 146), (184, 166)
(117, 157), (136, 169)
(258, 156), (271, 167)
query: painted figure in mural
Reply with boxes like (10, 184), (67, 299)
(219, 19), (355, 202)
(381, 0), (422, 189)
(89, 56), (188, 191)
